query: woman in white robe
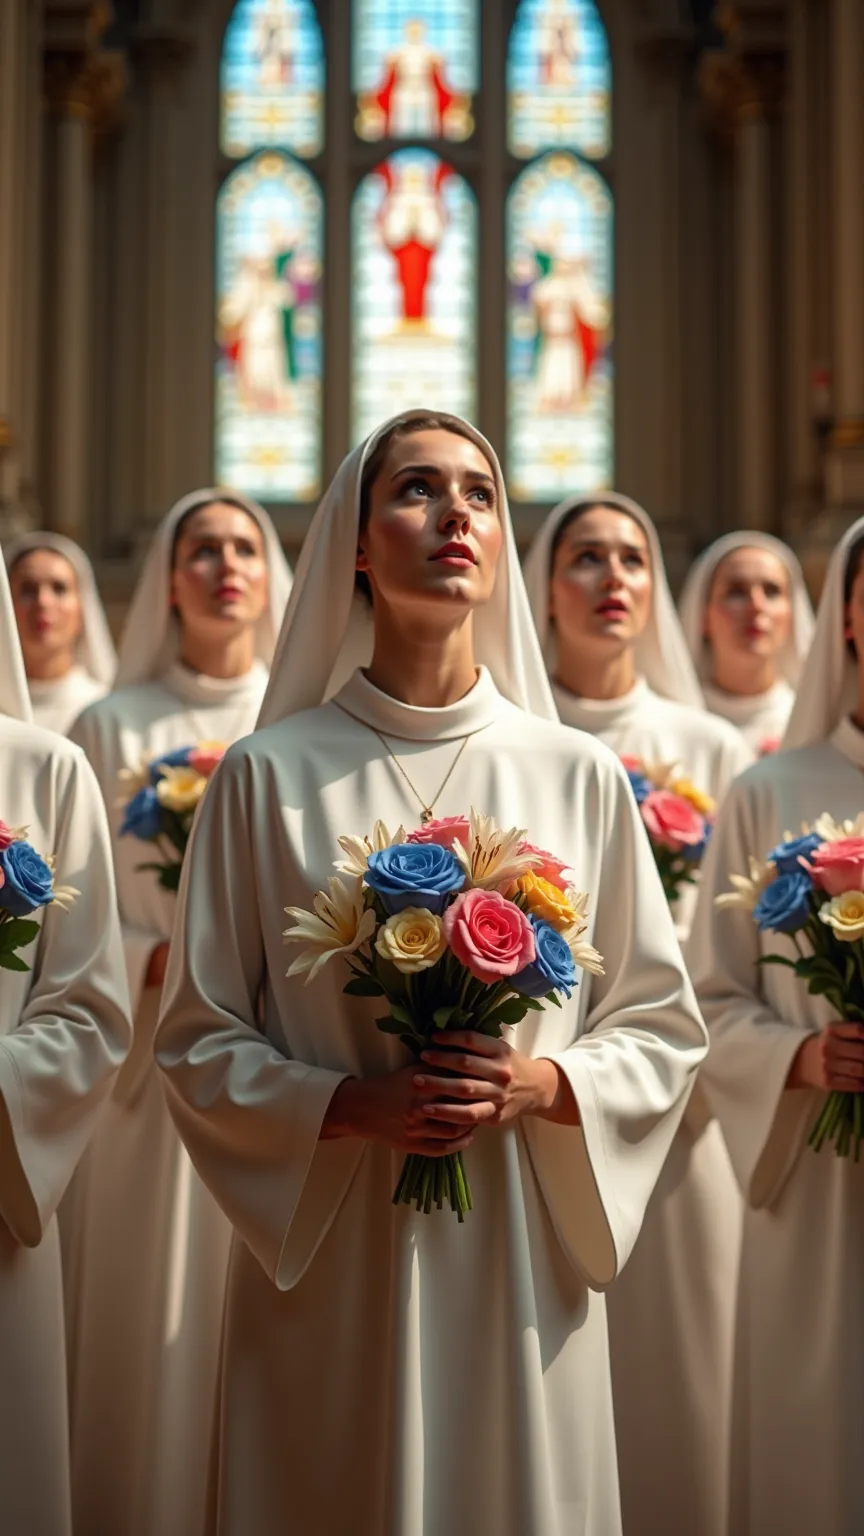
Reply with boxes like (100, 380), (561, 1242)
(0, 558), (130, 1533)
(5, 531), (117, 733)
(63, 490), (293, 1536)
(689, 514), (864, 1536)
(523, 493), (750, 1536)
(678, 531), (815, 754)
(155, 411), (708, 1536)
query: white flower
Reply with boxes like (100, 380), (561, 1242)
(715, 856), (776, 913)
(284, 875), (377, 984)
(559, 890), (605, 976)
(454, 808), (539, 892)
(51, 884), (79, 912)
(375, 908), (447, 973)
(116, 758), (151, 804)
(812, 812), (864, 843)
(335, 820), (407, 878)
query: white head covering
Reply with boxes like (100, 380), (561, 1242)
(4, 531), (117, 687)
(114, 489), (294, 689)
(678, 530), (815, 688)
(783, 515), (864, 750)
(257, 409), (557, 728)
(0, 557), (32, 722)
(522, 491), (705, 709)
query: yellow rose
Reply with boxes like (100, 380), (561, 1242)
(670, 778), (716, 817)
(375, 908), (447, 974)
(516, 871), (577, 932)
(155, 766), (208, 814)
(819, 891), (864, 943)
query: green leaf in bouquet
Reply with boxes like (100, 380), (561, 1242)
(389, 1001), (414, 1027)
(0, 918), (40, 951)
(0, 952), (31, 972)
(374, 1015), (407, 1035)
(755, 954), (798, 970)
(545, 991), (563, 1008)
(344, 975), (387, 998)
(484, 997), (530, 1028)
(157, 864), (183, 893)
(433, 1004), (458, 1031)
(518, 996), (545, 1011)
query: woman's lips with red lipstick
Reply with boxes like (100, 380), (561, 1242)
(432, 542), (476, 566)
(595, 597), (628, 617)
(215, 582), (245, 600)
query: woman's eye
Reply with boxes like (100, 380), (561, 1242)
(623, 553), (645, 569)
(404, 479), (432, 498)
(573, 549), (600, 567)
(763, 583), (784, 600)
(468, 487), (493, 506)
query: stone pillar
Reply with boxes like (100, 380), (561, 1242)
(735, 98), (774, 529)
(783, 0), (817, 535)
(477, 0), (509, 482)
(0, 0), (24, 505)
(824, 0), (864, 506)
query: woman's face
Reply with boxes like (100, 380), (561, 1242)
(10, 548), (83, 674)
(845, 559), (864, 663)
(356, 429), (503, 619)
(704, 546), (792, 663)
(170, 502), (269, 642)
(549, 506), (653, 660)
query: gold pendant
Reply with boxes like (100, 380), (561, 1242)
(421, 807), (433, 824)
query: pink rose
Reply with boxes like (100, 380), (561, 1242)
(758, 736), (782, 758)
(805, 838), (864, 896)
(187, 745), (226, 777)
(518, 841), (571, 891)
(619, 755), (644, 772)
(407, 816), (471, 850)
(641, 790), (707, 852)
(0, 822), (15, 852)
(444, 888), (536, 983)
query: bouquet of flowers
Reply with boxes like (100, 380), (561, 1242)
(284, 810), (604, 1220)
(0, 819), (77, 972)
(621, 757), (716, 903)
(717, 813), (864, 1158)
(118, 742), (226, 892)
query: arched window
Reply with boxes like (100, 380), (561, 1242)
(351, 150), (477, 444)
(507, 0), (611, 160)
(215, 152), (324, 500)
(352, 0), (478, 142)
(220, 0), (325, 158)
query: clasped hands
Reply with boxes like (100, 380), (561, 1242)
(788, 1023), (864, 1093)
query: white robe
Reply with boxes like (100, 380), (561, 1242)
(689, 715), (864, 1536)
(155, 666), (707, 1536)
(62, 659), (270, 1536)
(29, 665), (107, 736)
(0, 718), (130, 1534)
(703, 678), (796, 756)
(553, 676), (751, 1536)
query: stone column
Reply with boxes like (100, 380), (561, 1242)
(477, 0), (509, 480)
(783, 0), (817, 534)
(0, 0), (24, 502)
(735, 93), (774, 529)
(825, 0), (864, 506)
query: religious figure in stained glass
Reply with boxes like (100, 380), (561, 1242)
(352, 149), (476, 442)
(216, 152), (322, 500)
(508, 0), (611, 161)
(221, 0), (324, 160)
(353, 2), (476, 142)
(507, 152), (612, 501)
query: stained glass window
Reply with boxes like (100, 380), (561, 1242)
(507, 0), (611, 161)
(215, 152), (323, 501)
(351, 149), (476, 444)
(220, 0), (324, 160)
(507, 152), (613, 501)
(353, 0), (477, 142)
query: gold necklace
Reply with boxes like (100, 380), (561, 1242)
(334, 701), (484, 823)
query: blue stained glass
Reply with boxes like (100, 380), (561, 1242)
(508, 0), (611, 160)
(353, 0), (477, 142)
(352, 149), (476, 443)
(221, 0), (324, 159)
(507, 152), (613, 501)
(215, 152), (323, 501)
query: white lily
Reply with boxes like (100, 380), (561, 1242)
(335, 819), (407, 878)
(117, 758), (151, 804)
(454, 808), (539, 892)
(284, 875), (377, 984)
(51, 884), (80, 912)
(559, 891), (605, 976)
(812, 812), (864, 843)
(715, 856), (776, 913)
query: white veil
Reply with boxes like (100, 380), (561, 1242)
(783, 515), (864, 750)
(522, 491), (705, 709)
(257, 410), (557, 728)
(114, 489), (294, 689)
(678, 530), (815, 687)
(4, 531), (117, 687)
(0, 557), (32, 722)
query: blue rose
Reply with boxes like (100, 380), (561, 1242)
(626, 769), (652, 805)
(752, 872), (812, 934)
(365, 843), (464, 915)
(149, 746), (192, 784)
(514, 915), (577, 1000)
(682, 826), (712, 864)
(766, 832), (822, 877)
(120, 785), (162, 841)
(0, 840), (54, 916)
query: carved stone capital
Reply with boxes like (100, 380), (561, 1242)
(699, 48), (784, 145)
(0, 417), (15, 456)
(44, 46), (128, 141)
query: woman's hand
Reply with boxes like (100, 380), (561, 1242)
(787, 1025), (864, 1092)
(144, 941), (170, 991)
(321, 1063), (498, 1155)
(418, 1030), (579, 1129)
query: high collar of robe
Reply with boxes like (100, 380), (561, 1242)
(332, 666), (506, 743)
(27, 665), (93, 703)
(551, 675), (650, 732)
(162, 658), (269, 708)
(830, 715), (864, 771)
(702, 679), (795, 728)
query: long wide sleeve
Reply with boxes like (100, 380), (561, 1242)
(521, 764), (709, 1287)
(0, 749), (132, 1246)
(687, 771), (819, 1208)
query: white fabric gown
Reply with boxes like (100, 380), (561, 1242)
(156, 666), (708, 1536)
(0, 717), (130, 1534)
(29, 665), (107, 735)
(702, 679), (796, 755)
(63, 660), (270, 1536)
(688, 716), (864, 1536)
(554, 675), (749, 1536)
